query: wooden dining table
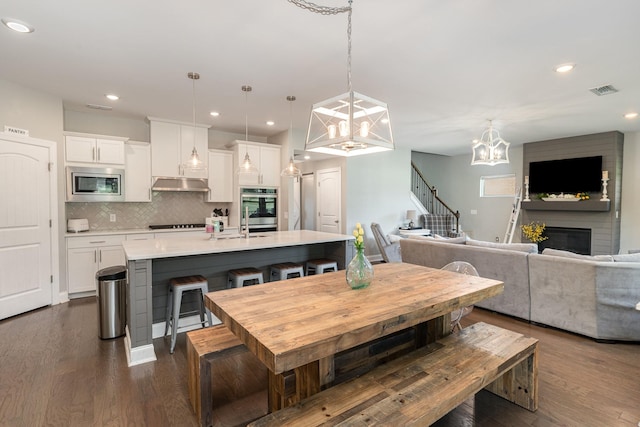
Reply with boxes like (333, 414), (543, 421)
(205, 262), (503, 412)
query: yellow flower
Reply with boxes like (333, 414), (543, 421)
(352, 223), (365, 250)
(520, 221), (548, 243)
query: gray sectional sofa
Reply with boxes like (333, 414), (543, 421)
(399, 237), (640, 341)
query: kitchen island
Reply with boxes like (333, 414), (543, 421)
(122, 230), (355, 366)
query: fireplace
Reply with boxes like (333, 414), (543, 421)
(538, 227), (591, 255)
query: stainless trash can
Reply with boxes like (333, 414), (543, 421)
(96, 265), (127, 339)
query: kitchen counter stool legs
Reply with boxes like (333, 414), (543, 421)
(306, 259), (338, 275)
(228, 268), (264, 288)
(164, 275), (213, 354)
(270, 262), (304, 281)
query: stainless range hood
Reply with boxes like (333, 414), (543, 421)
(151, 176), (209, 192)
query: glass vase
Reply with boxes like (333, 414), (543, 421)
(346, 248), (374, 289)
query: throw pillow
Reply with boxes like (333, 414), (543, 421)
(466, 238), (537, 253)
(612, 253), (640, 262)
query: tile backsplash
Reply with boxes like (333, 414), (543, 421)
(66, 192), (231, 231)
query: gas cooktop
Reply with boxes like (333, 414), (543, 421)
(148, 223), (206, 230)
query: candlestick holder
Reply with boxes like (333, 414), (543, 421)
(523, 182), (531, 202)
(600, 178), (609, 201)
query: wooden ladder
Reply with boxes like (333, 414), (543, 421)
(504, 187), (522, 243)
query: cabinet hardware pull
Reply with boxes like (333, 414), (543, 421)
(90, 240), (106, 244)
(97, 147), (101, 161)
(92, 147), (96, 161)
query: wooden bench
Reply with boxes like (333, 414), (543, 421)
(186, 325), (247, 427)
(248, 322), (538, 426)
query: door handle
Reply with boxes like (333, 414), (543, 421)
(334, 220), (339, 223)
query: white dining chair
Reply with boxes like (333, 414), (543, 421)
(441, 261), (479, 332)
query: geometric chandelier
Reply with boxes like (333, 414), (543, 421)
(471, 120), (510, 166)
(291, 0), (395, 157)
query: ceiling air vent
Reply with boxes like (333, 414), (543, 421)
(86, 103), (113, 110)
(589, 84), (618, 96)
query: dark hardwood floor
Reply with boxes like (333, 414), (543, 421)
(1, 297), (639, 426)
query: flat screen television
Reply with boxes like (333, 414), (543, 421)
(529, 156), (602, 194)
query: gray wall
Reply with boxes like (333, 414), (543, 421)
(346, 147), (418, 257)
(412, 146), (524, 242)
(620, 132), (640, 253)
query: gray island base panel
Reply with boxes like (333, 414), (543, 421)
(123, 230), (355, 366)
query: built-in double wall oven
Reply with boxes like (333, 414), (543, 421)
(240, 188), (277, 232)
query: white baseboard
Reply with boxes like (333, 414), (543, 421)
(125, 326), (157, 367)
(58, 292), (69, 304)
(151, 314), (221, 339)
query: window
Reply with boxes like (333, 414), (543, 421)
(480, 174), (516, 198)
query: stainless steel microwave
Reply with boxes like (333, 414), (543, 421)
(66, 166), (125, 202)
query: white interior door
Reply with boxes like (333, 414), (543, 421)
(316, 167), (341, 234)
(0, 135), (54, 320)
(301, 173), (315, 230)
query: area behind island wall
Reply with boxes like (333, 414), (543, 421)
(126, 240), (354, 353)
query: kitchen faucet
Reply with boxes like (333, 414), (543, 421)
(243, 206), (250, 238)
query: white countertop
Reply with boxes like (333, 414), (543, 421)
(122, 230), (354, 261)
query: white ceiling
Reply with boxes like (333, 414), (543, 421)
(2, 0), (639, 156)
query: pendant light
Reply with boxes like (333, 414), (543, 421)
(184, 72), (205, 173)
(237, 85), (259, 175)
(290, 0), (394, 157)
(471, 120), (510, 166)
(281, 95), (302, 179)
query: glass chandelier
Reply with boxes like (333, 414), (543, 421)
(237, 85), (259, 175)
(471, 120), (510, 166)
(281, 95), (302, 178)
(289, 0), (394, 157)
(183, 72), (206, 173)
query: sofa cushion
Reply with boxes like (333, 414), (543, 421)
(466, 238), (538, 254)
(612, 253), (640, 262)
(408, 235), (467, 244)
(541, 248), (613, 262)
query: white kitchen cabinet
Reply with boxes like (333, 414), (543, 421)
(66, 235), (125, 295)
(149, 118), (209, 179)
(125, 141), (152, 202)
(65, 134), (126, 165)
(231, 141), (281, 187)
(207, 149), (233, 202)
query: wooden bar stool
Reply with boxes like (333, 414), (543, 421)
(228, 267), (264, 288)
(164, 275), (213, 354)
(306, 258), (338, 275)
(270, 262), (305, 281)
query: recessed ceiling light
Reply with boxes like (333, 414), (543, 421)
(1, 18), (34, 33)
(304, 155), (311, 160)
(105, 94), (119, 101)
(624, 112), (638, 119)
(554, 63), (575, 73)
(210, 111), (220, 117)
(266, 121), (275, 126)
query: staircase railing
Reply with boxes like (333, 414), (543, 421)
(411, 162), (460, 232)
